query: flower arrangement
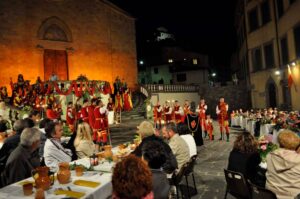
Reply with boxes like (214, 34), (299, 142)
(274, 118), (287, 131)
(257, 135), (278, 162)
(260, 118), (272, 125)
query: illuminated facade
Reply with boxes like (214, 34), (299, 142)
(0, 0), (137, 94)
(236, 0), (300, 110)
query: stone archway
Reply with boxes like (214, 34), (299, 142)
(265, 77), (277, 108)
(37, 16), (72, 80)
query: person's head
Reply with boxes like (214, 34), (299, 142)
(278, 130), (300, 150)
(175, 100), (179, 106)
(190, 101), (196, 113)
(45, 121), (63, 139)
(112, 154), (152, 199)
(142, 140), (166, 169)
(39, 118), (52, 129)
(162, 122), (177, 140)
(157, 100), (160, 106)
(67, 102), (73, 107)
(200, 99), (205, 104)
(184, 100), (189, 106)
(177, 123), (189, 136)
(0, 101), (6, 109)
(75, 122), (92, 146)
(137, 121), (155, 139)
(220, 97), (224, 103)
(29, 110), (41, 123)
(109, 98), (113, 103)
(233, 131), (258, 153)
(207, 114), (211, 119)
(20, 128), (41, 152)
(13, 118), (34, 135)
(83, 99), (88, 106)
(0, 121), (7, 133)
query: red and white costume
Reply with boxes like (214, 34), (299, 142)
(174, 105), (184, 124)
(93, 106), (108, 143)
(216, 102), (229, 136)
(164, 105), (172, 124)
(81, 106), (89, 123)
(197, 102), (207, 131)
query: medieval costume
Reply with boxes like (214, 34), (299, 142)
(66, 103), (75, 132)
(173, 101), (184, 124)
(185, 112), (203, 146)
(107, 98), (115, 125)
(93, 102), (108, 144)
(81, 104), (89, 123)
(154, 102), (162, 129)
(123, 90), (133, 111)
(205, 115), (214, 140)
(115, 92), (123, 112)
(197, 100), (208, 138)
(216, 98), (230, 141)
(164, 102), (172, 124)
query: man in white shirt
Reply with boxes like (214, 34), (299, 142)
(177, 123), (197, 157)
(44, 121), (72, 172)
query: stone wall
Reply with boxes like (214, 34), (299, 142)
(0, 0), (137, 94)
(198, 83), (251, 119)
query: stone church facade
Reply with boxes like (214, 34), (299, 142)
(0, 0), (137, 93)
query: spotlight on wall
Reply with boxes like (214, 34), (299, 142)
(275, 70), (281, 76)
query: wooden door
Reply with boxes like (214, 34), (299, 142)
(44, 49), (68, 81)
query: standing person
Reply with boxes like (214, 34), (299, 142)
(123, 89), (133, 111)
(205, 114), (214, 140)
(197, 99), (208, 138)
(183, 100), (190, 118)
(66, 102), (75, 132)
(185, 101), (203, 146)
(107, 97), (115, 125)
(154, 101), (163, 129)
(164, 101), (172, 124)
(216, 97), (230, 141)
(87, 98), (96, 128)
(93, 100), (108, 146)
(173, 100), (184, 124)
(80, 99), (89, 123)
(115, 91), (123, 112)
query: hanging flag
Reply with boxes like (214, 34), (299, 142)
(288, 65), (294, 88)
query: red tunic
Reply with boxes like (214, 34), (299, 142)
(93, 107), (108, 130)
(164, 106), (172, 121)
(81, 106), (89, 123)
(107, 103), (114, 111)
(155, 105), (162, 118)
(199, 104), (207, 119)
(217, 103), (229, 122)
(46, 108), (59, 120)
(87, 105), (95, 128)
(66, 107), (75, 125)
(174, 105), (182, 121)
(123, 93), (132, 111)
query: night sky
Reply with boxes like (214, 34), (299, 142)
(110, 0), (237, 73)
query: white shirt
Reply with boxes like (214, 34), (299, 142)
(174, 106), (184, 116)
(196, 104), (207, 114)
(180, 134), (197, 157)
(44, 138), (72, 172)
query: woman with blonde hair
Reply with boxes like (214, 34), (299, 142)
(74, 122), (95, 159)
(266, 130), (300, 199)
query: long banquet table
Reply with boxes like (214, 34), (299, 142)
(0, 146), (128, 199)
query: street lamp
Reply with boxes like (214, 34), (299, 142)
(139, 60), (144, 65)
(212, 73), (216, 77)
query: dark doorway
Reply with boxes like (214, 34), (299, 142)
(268, 83), (277, 108)
(44, 49), (68, 81)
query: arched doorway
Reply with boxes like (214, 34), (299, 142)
(266, 77), (277, 108)
(37, 17), (72, 81)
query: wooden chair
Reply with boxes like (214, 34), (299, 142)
(183, 155), (198, 197)
(224, 169), (251, 199)
(248, 180), (277, 199)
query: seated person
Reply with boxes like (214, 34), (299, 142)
(142, 141), (170, 199)
(132, 121), (177, 174)
(266, 130), (300, 199)
(162, 122), (190, 170)
(227, 131), (262, 186)
(43, 121), (72, 172)
(0, 118), (34, 171)
(112, 154), (153, 199)
(74, 122), (95, 159)
(177, 123), (197, 157)
(1, 128), (41, 186)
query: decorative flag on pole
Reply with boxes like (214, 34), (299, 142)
(288, 65), (294, 88)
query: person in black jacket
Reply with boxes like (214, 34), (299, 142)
(227, 131), (265, 187)
(132, 121), (178, 174)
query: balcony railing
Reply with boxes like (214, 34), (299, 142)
(142, 84), (199, 93)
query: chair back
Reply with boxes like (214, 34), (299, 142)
(248, 180), (277, 199)
(185, 155), (197, 176)
(224, 169), (251, 199)
(172, 162), (189, 185)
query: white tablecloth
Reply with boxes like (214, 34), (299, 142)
(246, 120), (256, 135)
(259, 124), (275, 136)
(231, 117), (238, 126)
(0, 150), (125, 199)
(272, 129), (284, 145)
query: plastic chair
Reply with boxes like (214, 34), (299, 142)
(184, 155), (198, 197)
(224, 169), (251, 199)
(248, 180), (277, 199)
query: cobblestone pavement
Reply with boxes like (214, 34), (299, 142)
(110, 119), (243, 199)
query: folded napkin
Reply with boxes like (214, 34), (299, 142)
(54, 189), (85, 198)
(73, 180), (101, 188)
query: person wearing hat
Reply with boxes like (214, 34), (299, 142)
(132, 121), (177, 174)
